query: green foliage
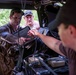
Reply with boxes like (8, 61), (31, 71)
(0, 9), (11, 26)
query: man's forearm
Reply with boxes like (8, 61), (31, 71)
(38, 34), (63, 55)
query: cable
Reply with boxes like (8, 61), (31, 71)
(38, 57), (58, 75)
(31, 37), (38, 62)
(33, 37), (38, 54)
(21, 0), (26, 9)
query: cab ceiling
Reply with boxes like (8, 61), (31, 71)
(0, 0), (66, 9)
(0, 0), (35, 9)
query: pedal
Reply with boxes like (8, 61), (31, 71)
(28, 56), (43, 65)
(47, 57), (65, 67)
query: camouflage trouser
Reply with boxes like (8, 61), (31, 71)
(0, 52), (14, 75)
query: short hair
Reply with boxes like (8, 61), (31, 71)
(10, 8), (24, 17)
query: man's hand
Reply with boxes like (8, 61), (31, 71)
(16, 37), (30, 45)
(28, 29), (39, 37)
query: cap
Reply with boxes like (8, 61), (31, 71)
(48, 0), (76, 31)
(24, 10), (33, 16)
